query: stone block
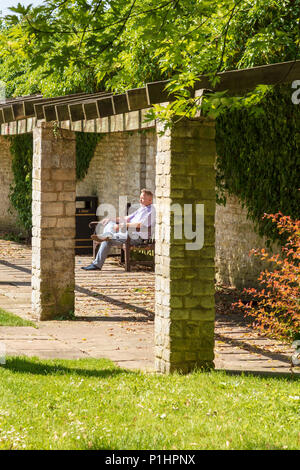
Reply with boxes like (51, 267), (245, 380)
(51, 168), (76, 181)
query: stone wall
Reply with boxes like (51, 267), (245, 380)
(215, 193), (281, 288)
(0, 136), (20, 232)
(76, 129), (156, 210)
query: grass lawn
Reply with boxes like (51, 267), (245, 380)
(0, 308), (36, 327)
(0, 356), (299, 450)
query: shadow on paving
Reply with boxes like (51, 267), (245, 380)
(0, 281), (31, 287)
(75, 285), (154, 320)
(74, 316), (151, 322)
(2, 357), (133, 378)
(215, 332), (292, 365)
(0, 259), (154, 321)
(0, 260), (31, 274)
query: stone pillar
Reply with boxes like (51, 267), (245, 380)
(155, 117), (216, 373)
(31, 122), (76, 320)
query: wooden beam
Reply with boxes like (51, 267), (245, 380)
(0, 94), (42, 106)
(44, 105), (57, 122)
(68, 102), (85, 122)
(83, 101), (99, 121)
(24, 92), (102, 119)
(147, 59), (300, 104)
(55, 103), (72, 122)
(56, 94), (111, 122)
(35, 93), (92, 120)
(97, 96), (115, 118)
(146, 81), (174, 105)
(0, 95), (41, 121)
(112, 94), (129, 114)
(208, 59), (300, 94)
(42, 92), (110, 122)
(2, 105), (15, 123)
(1, 59), (298, 127)
(12, 101), (25, 120)
(126, 88), (148, 111)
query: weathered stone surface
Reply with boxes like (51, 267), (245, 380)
(76, 129), (157, 210)
(31, 122), (76, 320)
(154, 118), (216, 374)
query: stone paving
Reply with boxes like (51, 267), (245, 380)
(0, 239), (299, 376)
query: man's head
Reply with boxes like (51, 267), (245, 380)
(140, 189), (153, 206)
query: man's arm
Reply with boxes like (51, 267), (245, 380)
(101, 215), (129, 225)
(116, 215), (130, 223)
(113, 221), (141, 231)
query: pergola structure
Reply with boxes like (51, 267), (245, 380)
(0, 59), (299, 373)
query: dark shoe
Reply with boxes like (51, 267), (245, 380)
(81, 264), (101, 271)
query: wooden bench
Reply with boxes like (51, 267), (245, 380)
(89, 221), (155, 272)
(122, 231), (155, 272)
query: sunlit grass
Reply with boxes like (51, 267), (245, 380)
(0, 308), (36, 327)
(0, 356), (299, 450)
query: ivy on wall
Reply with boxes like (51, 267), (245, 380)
(215, 84), (300, 247)
(7, 134), (33, 234)
(7, 131), (103, 235)
(75, 132), (102, 181)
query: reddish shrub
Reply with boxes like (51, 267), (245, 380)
(233, 212), (300, 341)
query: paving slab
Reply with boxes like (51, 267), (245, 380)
(0, 240), (299, 376)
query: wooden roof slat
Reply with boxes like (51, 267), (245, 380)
(19, 92), (101, 119)
(2, 105), (15, 123)
(35, 93), (93, 120)
(55, 102), (73, 122)
(96, 96), (115, 118)
(44, 105), (57, 122)
(68, 102), (85, 122)
(82, 101), (99, 121)
(0, 94), (42, 108)
(42, 92), (110, 121)
(112, 94), (129, 114)
(146, 81), (174, 105)
(56, 94), (112, 122)
(12, 101), (25, 120)
(23, 93), (84, 117)
(126, 88), (148, 111)
(209, 60), (300, 94)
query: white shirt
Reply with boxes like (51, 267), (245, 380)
(127, 204), (155, 239)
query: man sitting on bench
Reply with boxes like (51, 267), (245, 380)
(82, 189), (155, 271)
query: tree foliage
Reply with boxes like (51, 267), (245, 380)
(0, 0), (299, 106)
(1, 1), (299, 241)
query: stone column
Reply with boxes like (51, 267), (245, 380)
(155, 117), (216, 373)
(31, 122), (76, 320)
